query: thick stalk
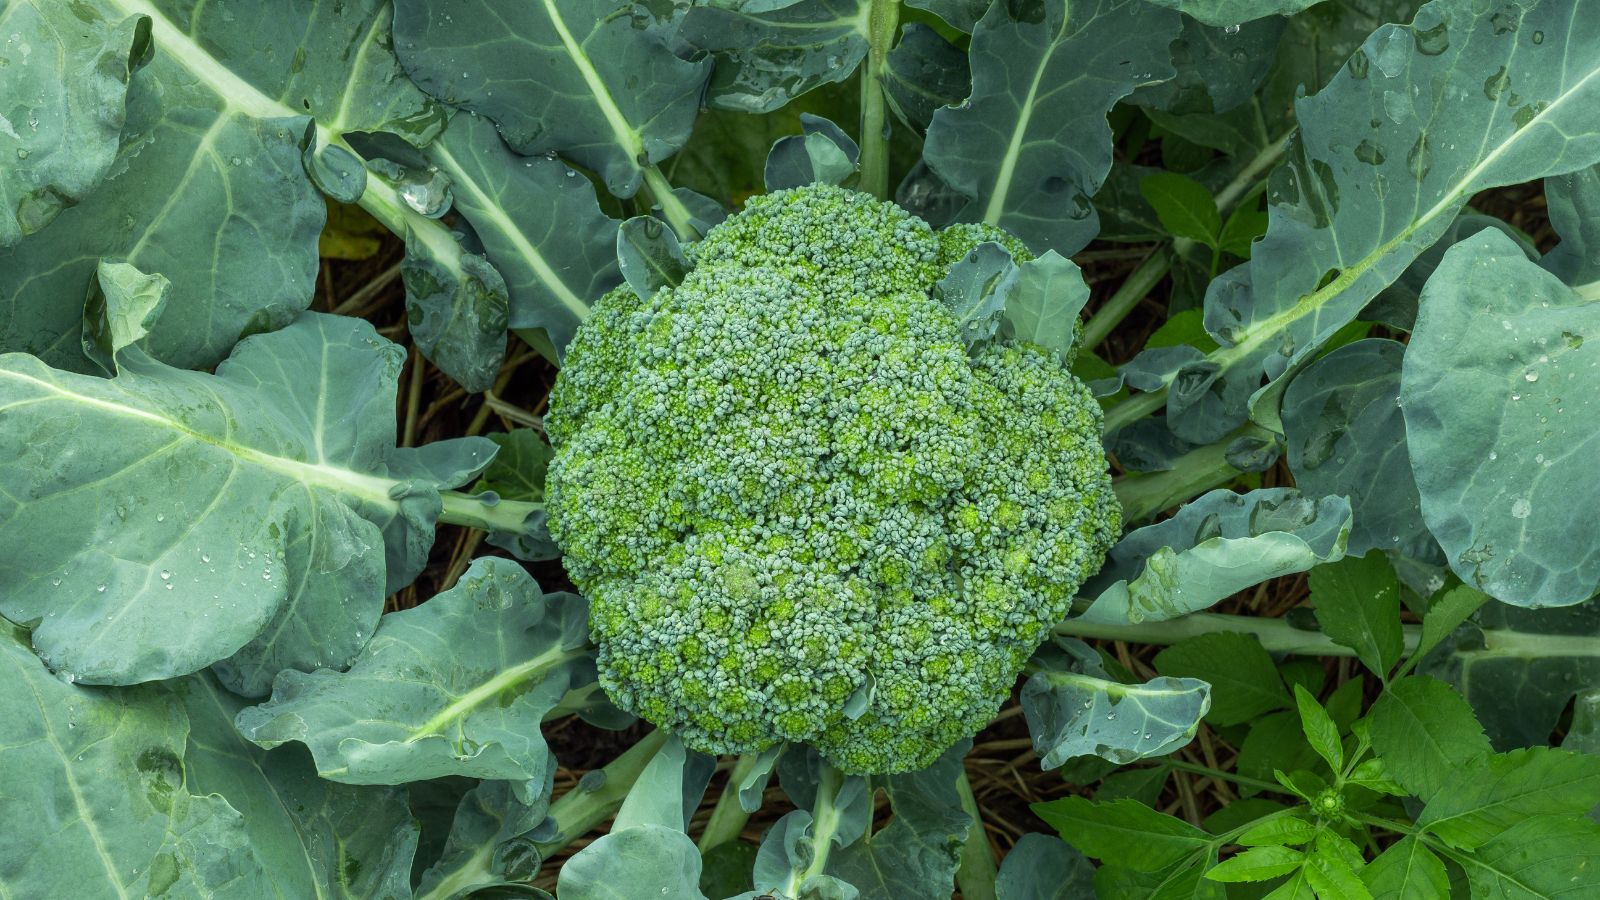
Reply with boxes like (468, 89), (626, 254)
(438, 491), (543, 534)
(1111, 424), (1271, 523)
(1080, 248), (1169, 351)
(856, 0), (901, 199)
(698, 753), (763, 852)
(782, 763), (846, 895)
(532, 729), (672, 859)
(1056, 610), (1420, 657)
(954, 772), (998, 900)
(641, 165), (698, 242)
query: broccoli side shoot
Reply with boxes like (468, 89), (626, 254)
(546, 184), (1120, 774)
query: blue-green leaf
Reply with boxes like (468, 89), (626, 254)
(935, 241), (1018, 350)
(393, 0), (711, 196)
(765, 114), (861, 190)
(235, 558), (587, 795)
(1078, 488), (1351, 624)
(995, 833), (1096, 899)
(883, 24), (972, 133)
(1282, 339), (1433, 558)
(923, 0), (1182, 255)
(424, 111), (620, 360)
(0, 301), (493, 688)
(680, 0), (871, 114)
(1402, 230), (1600, 607)
(1144, 0), (1322, 27)
(0, 3), (149, 246)
(0, 619), (268, 896)
(1156, 0), (1600, 441)
(617, 216), (689, 301)
(1024, 638), (1211, 768)
(998, 251), (1089, 363)
(0, 0), (445, 371)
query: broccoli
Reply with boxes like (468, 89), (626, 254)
(545, 184), (1120, 774)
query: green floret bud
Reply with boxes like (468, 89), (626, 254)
(546, 183), (1119, 774)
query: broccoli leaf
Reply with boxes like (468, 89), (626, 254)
(1024, 637), (1212, 768)
(0, 619), (270, 896)
(0, 273), (493, 687)
(394, 0), (711, 197)
(0, 3), (149, 247)
(236, 559), (588, 796)
(425, 111), (622, 358)
(923, 0), (1182, 255)
(1402, 230), (1600, 607)
(1077, 488), (1351, 625)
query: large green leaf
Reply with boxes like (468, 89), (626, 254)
(0, 3), (149, 246)
(921, 0), (1182, 255)
(1144, 0), (1321, 27)
(1128, 15), (1284, 116)
(0, 278), (493, 688)
(1419, 746), (1600, 850)
(679, 0), (871, 115)
(1458, 815), (1600, 898)
(392, 0), (711, 197)
(173, 673), (419, 900)
(236, 558), (588, 794)
(1424, 600), (1600, 749)
(0, 0), (448, 371)
(1281, 339), (1434, 558)
(995, 833), (1097, 900)
(1024, 637), (1211, 768)
(830, 743), (974, 899)
(1542, 163), (1600, 287)
(1130, 0), (1600, 443)
(1077, 488), (1351, 624)
(425, 112), (620, 356)
(1401, 230), (1600, 607)
(0, 619), (265, 897)
(1368, 676), (1492, 801)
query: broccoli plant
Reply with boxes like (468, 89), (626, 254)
(547, 184), (1119, 774)
(3, 0), (1600, 898)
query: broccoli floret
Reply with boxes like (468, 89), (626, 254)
(546, 184), (1120, 774)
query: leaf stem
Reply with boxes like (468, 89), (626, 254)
(1055, 610), (1421, 658)
(642, 165), (698, 242)
(532, 729), (672, 859)
(698, 753), (762, 852)
(1160, 759), (1286, 795)
(438, 491), (544, 534)
(1080, 248), (1169, 351)
(1110, 425), (1270, 523)
(856, 0), (902, 199)
(783, 761), (846, 894)
(955, 771), (999, 900)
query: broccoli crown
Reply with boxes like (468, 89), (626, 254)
(546, 184), (1120, 774)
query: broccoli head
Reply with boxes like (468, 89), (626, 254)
(545, 184), (1120, 774)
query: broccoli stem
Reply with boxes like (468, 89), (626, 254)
(642, 165), (699, 242)
(438, 492), (544, 535)
(954, 772), (998, 900)
(1111, 423), (1271, 523)
(782, 761), (847, 894)
(856, 0), (902, 200)
(1055, 610), (1422, 657)
(531, 729), (672, 860)
(1079, 247), (1171, 352)
(697, 752), (763, 852)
